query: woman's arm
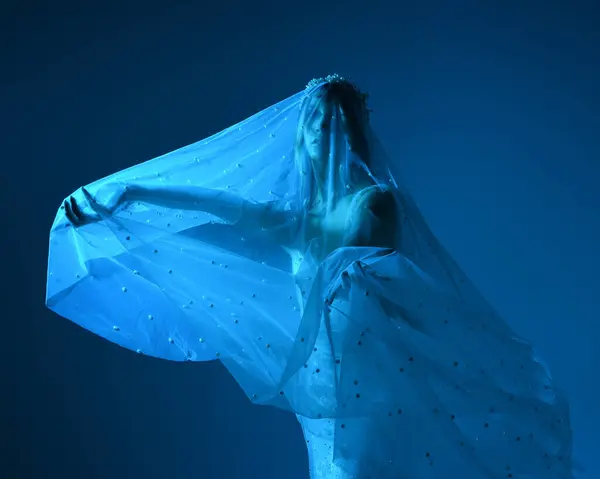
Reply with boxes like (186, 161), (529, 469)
(126, 185), (249, 223)
(66, 183), (294, 245)
(125, 184), (294, 244)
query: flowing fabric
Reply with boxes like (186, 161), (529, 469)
(46, 77), (574, 478)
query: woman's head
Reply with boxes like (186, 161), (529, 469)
(298, 77), (370, 162)
(294, 76), (372, 206)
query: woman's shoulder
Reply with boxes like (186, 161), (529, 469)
(353, 185), (397, 218)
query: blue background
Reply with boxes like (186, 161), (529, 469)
(2, 0), (598, 477)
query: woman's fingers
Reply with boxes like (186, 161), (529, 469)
(64, 194), (100, 227)
(81, 187), (101, 215)
(70, 196), (84, 220)
(64, 199), (78, 225)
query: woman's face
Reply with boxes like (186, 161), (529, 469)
(303, 96), (333, 166)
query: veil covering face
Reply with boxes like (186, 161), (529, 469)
(47, 77), (574, 478)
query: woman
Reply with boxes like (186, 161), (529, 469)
(51, 76), (573, 478)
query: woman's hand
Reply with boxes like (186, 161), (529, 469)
(64, 186), (126, 228)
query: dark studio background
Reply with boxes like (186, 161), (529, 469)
(2, 0), (599, 478)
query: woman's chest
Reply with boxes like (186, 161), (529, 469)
(303, 196), (355, 251)
(303, 187), (397, 253)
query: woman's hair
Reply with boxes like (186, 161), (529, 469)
(294, 76), (372, 207)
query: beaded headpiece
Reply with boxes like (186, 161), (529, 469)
(305, 73), (371, 120)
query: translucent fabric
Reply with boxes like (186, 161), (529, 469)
(46, 77), (574, 478)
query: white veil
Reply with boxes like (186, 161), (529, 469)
(46, 75), (574, 478)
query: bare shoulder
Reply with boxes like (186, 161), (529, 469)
(343, 185), (398, 248)
(355, 185), (397, 220)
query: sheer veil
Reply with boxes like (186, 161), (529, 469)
(47, 74), (574, 478)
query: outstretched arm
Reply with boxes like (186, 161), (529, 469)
(125, 185), (291, 236)
(126, 185), (251, 224)
(66, 184), (294, 246)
